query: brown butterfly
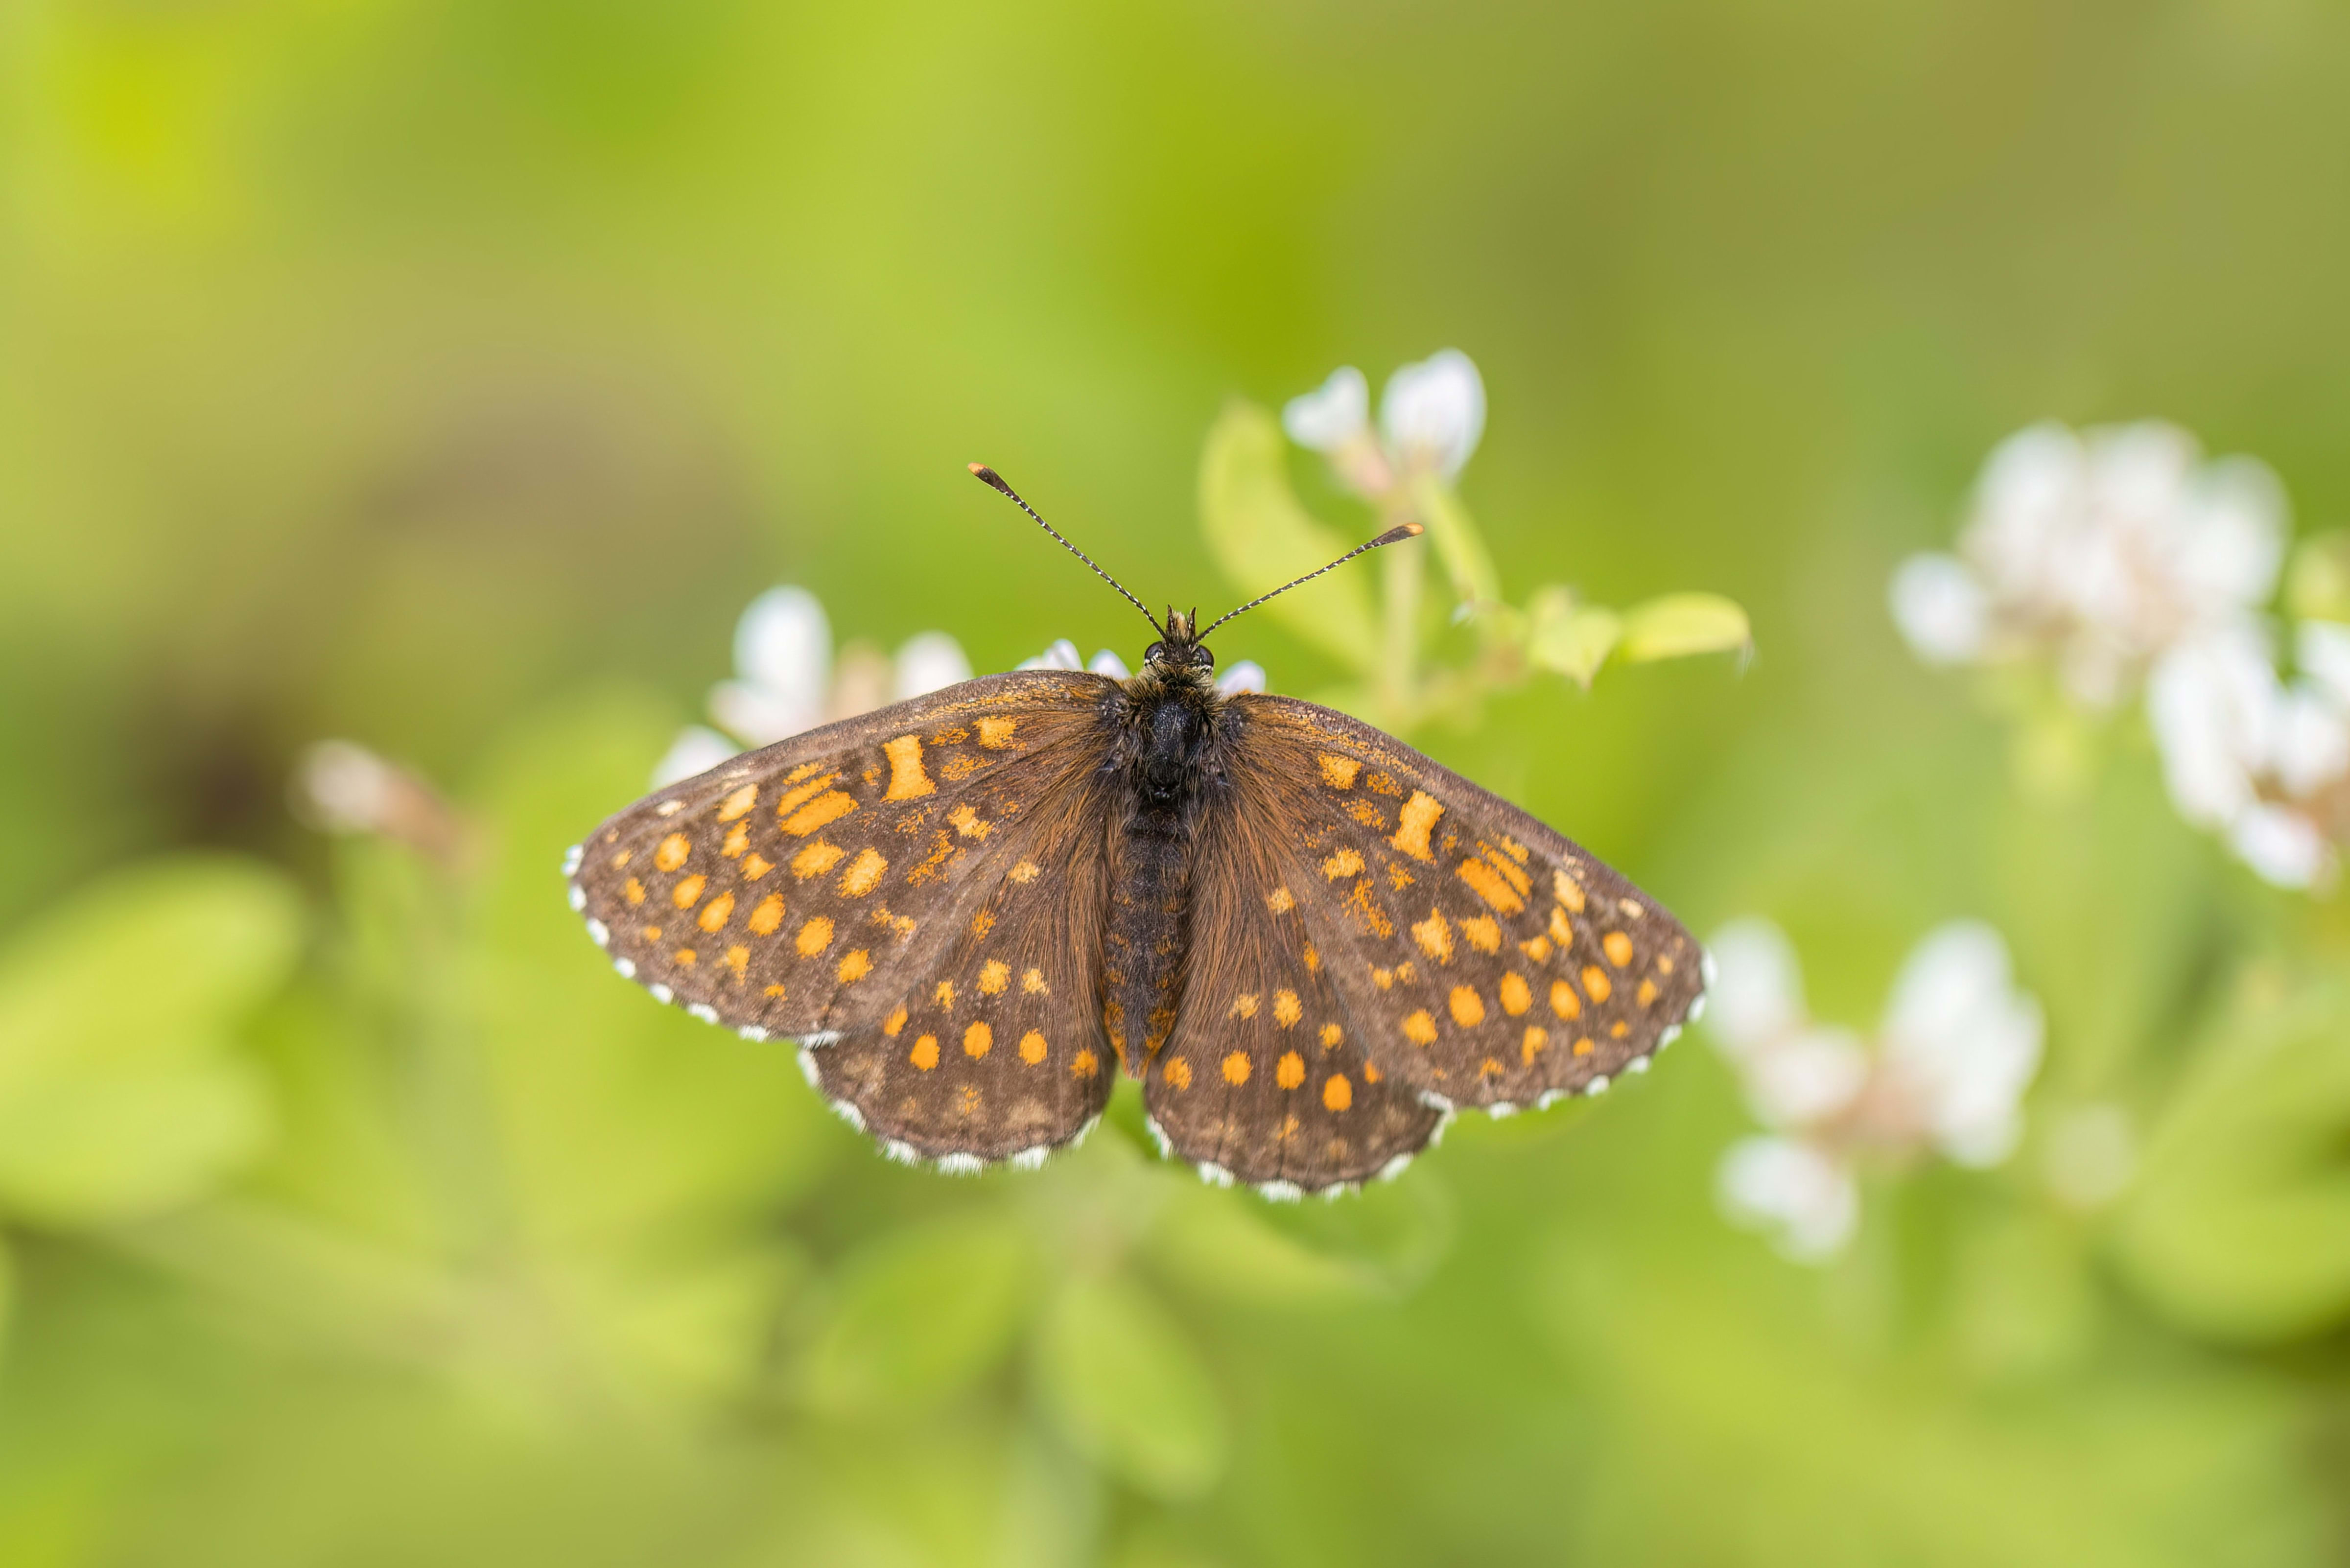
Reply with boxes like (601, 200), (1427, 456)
(565, 466), (1710, 1196)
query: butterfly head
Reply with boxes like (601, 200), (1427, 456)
(1143, 608), (1217, 682)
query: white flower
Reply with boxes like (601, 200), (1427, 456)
(1379, 349), (1485, 481)
(1283, 367), (1371, 453)
(1020, 640), (1271, 697)
(1705, 916), (2044, 1261)
(2148, 624), (2348, 888)
(1717, 1136), (1858, 1262)
(1894, 421), (2288, 705)
(658, 586), (971, 787)
(651, 726), (740, 790)
(1889, 553), (1991, 665)
(2299, 621), (2350, 708)
(712, 586), (831, 746)
(1878, 921), (2044, 1167)
(1215, 659), (1268, 696)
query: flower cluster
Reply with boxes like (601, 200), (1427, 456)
(653, 587), (973, 787)
(1705, 918), (2044, 1261)
(1019, 637), (1267, 696)
(1892, 421), (2350, 888)
(1282, 350), (1487, 501)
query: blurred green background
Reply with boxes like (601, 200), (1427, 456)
(5, 1), (2350, 1564)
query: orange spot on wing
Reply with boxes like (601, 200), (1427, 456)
(837, 846), (889, 896)
(1222, 1052), (1252, 1085)
(782, 791), (858, 837)
(1390, 791), (1443, 861)
(1522, 1026), (1550, 1065)
(1363, 1060), (1383, 1083)
(1550, 979), (1582, 1019)
(1072, 1049), (1099, 1078)
(625, 878), (646, 905)
(1553, 869), (1587, 913)
(772, 772), (840, 820)
(1457, 857), (1526, 914)
(1550, 906), (1575, 945)
(673, 948), (697, 966)
(964, 1021), (992, 1058)
(725, 944), (749, 978)
(935, 979), (956, 1008)
(1229, 993), (1260, 1020)
(911, 1034), (940, 1070)
(1347, 798), (1387, 828)
(671, 874), (708, 909)
(1478, 843), (1532, 897)
(1275, 1051), (1305, 1089)
(1603, 931), (1635, 967)
(722, 819), (750, 858)
(1637, 978), (1659, 1006)
(716, 784), (759, 822)
(1461, 914), (1502, 953)
(883, 735), (935, 799)
(743, 853), (775, 881)
(1412, 910), (1454, 964)
(748, 894), (785, 936)
(1319, 1022), (1343, 1048)
(1322, 1074), (1352, 1111)
(1520, 935), (1551, 962)
(795, 915), (834, 955)
(1500, 973), (1532, 1016)
(1020, 1030), (1049, 1064)
(978, 960), (1010, 995)
(884, 1005), (908, 1036)
(697, 891), (736, 932)
(1449, 986), (1486, 1027)
(1267, 887), (1295, 913)
(1402, 1009), (1438, 1046)
(1322, 847), (1364, 880)
(1583, 966), (1612, 1004)
(1273, 989), (1302, 1027)
(1022, 967), (1049, 995)
(837, 948), (872, 983)
(1574, 1036), (1595, 1056)
(977, 717), (1018, 749)
(1318, 754), (1362, 789)
(655, 834), (691, 872)
(1009, 859), (1040, 883)
(791, 840), (844, 878)
(1344, 880), (1393, 938)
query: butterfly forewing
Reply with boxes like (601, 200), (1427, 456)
(568, 672), (1115, 1047)
(1216, 696), (1705, 1113)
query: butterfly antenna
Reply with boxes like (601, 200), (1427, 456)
(969, 464), (1164, 635)
(1196, 521), (1424, 641)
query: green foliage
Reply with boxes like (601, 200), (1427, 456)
(1034, 1271), (1227, 1501)
(0, 857), (297, 1225)
(1198, 403), (1382, 669)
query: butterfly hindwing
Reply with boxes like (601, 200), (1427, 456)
(805, 740), (1120, 1165)
(568, 672), (1116, 1054)
(1216, 695), (1706, 1113)
(1144, 785), (1444, 1192)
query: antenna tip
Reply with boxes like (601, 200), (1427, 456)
(967, 463), (1017, 497)
(1375, 521), (1425, 546)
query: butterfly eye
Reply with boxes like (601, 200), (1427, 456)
(1196, 646), (1216, 671)
(1144, 641), (1167, 666)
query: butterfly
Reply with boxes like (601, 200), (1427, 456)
(565, 465), (1710, 1196)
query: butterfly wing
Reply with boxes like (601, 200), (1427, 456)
(568, 670), (1122, 1165)
(1140, 773), (1445, 1192)
(1160, 694), (1705, 1144)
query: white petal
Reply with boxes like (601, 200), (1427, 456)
(1282, 366), (1372, 453)
(2228, 803), (2332, 889)
(1379, 349), (1486, 480)
(732, 586), (832, 705)
(1716, 1136), (1858, 1262)
(1018, 638), (1085, 672)
(2146, 628), (2280, 828)
(709, 679), (820, 747)
(1962, 422), (2086, 604)
(2296, 620), (2350, 709)
(891, 632), (972, 700)
(1088, 649), (1131, 679)
(652, 725), (739, 789)
(2273, 687), (2350, 798)
(1888, 553), (1991, 664)
(1880, 920), (2043, 1168)
(1742, 1026), (1869, 1129)
(1215, 659), (1268, 696)
(2175, 455), (2287, 621)
(297, 740), (397, 834)
(1701, 919), (1807, 1058)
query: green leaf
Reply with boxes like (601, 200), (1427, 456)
(1033, 1270), (1227, 1499)
(1616, 592), (1751, 663)
(1526, 585), (1622, 687)
(801, 1214), (1036, 1412)
(0, 1060), (270, 1225)
(2110, 983), (2350, 1343)
(1198, 401), (1380, 670)
(0, 855), (300, 1223)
